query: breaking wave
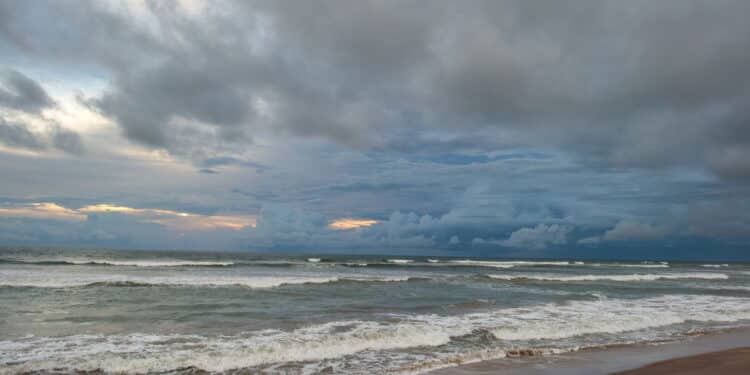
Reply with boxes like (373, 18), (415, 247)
(3, 294), (749, 374)
(448, 260), (574, 268)
(0, 274), (419, 289)
(385, 259), (415, 264)
(0, 258), (235, 267)
(590, 263), (670, 268)
(484, 273), (729, 282)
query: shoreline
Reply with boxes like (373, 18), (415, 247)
(611, 347), (750, 375)
(428, 327), (750, 375)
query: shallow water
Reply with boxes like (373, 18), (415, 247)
(1, 248), (749, 374)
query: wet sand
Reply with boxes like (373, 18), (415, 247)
(429, 328), (750, 375)
(612, 347), (750, 375)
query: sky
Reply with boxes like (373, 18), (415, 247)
(0, 0), (749, 259)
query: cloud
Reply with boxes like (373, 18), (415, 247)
(0, 118), (47, 150)
(0, 70), (83, 154)
(50, 125), (85, 155)
(603, 220), (667, 241)
(4, 1), (750, 183)
(0, 202), (85, 221)
(580, 219), (668, 244)
(227, 205), (436, 251)
(476, 223), (572, 250)
(0, 69), (54, 113)
(577, 236), (601, 245)
(196, 156), (265, 174)
(78, 204), (256, 231)
(328, 218), (378, 230)
(1, 1), (750, 255)
(0, 118), (84, 154)
(0, 202), (256, 231)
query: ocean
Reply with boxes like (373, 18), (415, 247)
(1, 247), (749, 374)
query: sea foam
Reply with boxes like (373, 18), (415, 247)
(0, 258), (235, 267)
(485, 273), (729, 282)
(0, 269), (416, 289)
(3, 294), (749, 374)
(449, 260), (572, 268)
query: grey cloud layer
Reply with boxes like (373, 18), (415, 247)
(1, 1), (750, 255)
(0, 118), (84, 154)
(0, 69), (54, 113)
(0, 69), (83, 154)
(3, 0), (750, 181)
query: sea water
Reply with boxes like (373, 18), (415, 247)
(1, 248), (749, 374)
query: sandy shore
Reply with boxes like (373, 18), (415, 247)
(428, 328), (750, 375)
(612, 348), (750, 375)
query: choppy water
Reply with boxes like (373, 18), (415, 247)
(1, 248), (749, 374)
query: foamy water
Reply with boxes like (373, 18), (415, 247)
(1, 248), (749, 374)
(485, 272), (729, 282)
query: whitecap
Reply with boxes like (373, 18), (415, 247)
(385, 259), (414, 264)
(0, 269), (418, 289)
(4, 294), (750, 374)
(485, 273), (728, 282)
(449, 260), (571, 268)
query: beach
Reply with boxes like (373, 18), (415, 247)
(430, 328), (750, 375)
(615, 348), (750, 375)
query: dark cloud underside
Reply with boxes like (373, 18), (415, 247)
(0, 0), (747, 182)
(0, 0), (749, 255)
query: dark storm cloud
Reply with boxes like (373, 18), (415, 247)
(0, 68), (83, 154)
(0, 118), (46, 150)
(0, 69), (54, 113)
(2, 0), (750, 253)
(0, 118), (84, 154)
(49, 125), (84, 155)
(199, 156), (264, 170)
(4, 0), (749, 181)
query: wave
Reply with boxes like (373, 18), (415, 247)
(484, 295), (748, 341)
(3, 257), (694, 271)
(0, 274), (419, 289)
(0, 320), (460, 374)
(0, 259), (77, 266)
(3, 294), (749, 374)
(484, 272), (729, 282)
(341, 259), (575, 268)
(84, 260), (236, 267)
(337, 259), (673, 270)
(611, 264), (670, 268)
(86, 276), (418, 288)
(585, 263), (669, 268)
(385, 259), (414, 264)
(701, 264), (729, 268)
(342, 262), (370, 267)
(448, 260), (573, 268)
(0, 258), (235, 267)
(393, 346), (575, 374)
